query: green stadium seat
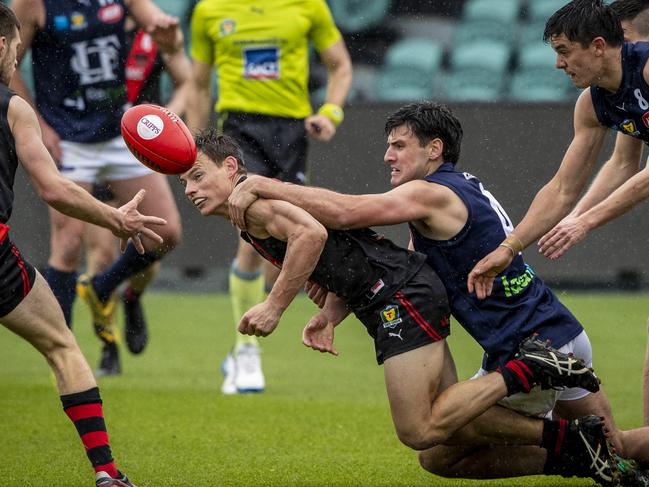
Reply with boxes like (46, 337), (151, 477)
(526, 0), (569, 23)
(518, 20), (547, 46)
(328, 0), (390, 33)
(153, 0), (192, 18)
(450, 40), (511, 73)
(463, 0), (521, 23)
(374, 66), (435, 102)
(517, 43), (556, 69)
(384, 38), (442, 75)
(442, 67), (507, 102)
(453, 18), (517, 47)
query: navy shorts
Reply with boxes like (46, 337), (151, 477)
(218, 111), (308, 184)
(0, 225), (36, 317)
(354, 264), (451, 365)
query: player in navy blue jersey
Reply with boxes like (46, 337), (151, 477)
(180, 126), (625, 485)
(228, 101), (649, 481)
(0, 5), (167, 485)
(8, 0), (187, 365)
(467, 0), (649, 430)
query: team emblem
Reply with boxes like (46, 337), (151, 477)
(220, 19), (236, 37)
(620, 119), (640, 136)
(380, 304), (403, 329)
(70, 12), (87, 30)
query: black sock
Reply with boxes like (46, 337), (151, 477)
(92, 243), (159, 302)
(541, 418), (569, 474)
(499, 359), (535, 395)
(43, 266), (77, 327)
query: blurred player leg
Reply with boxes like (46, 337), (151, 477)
(645, 317), (649, 426)
(223, 240), (269, 394)
(2, 271), (131, 483)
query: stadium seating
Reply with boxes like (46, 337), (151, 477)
(508, 43), (576, 101)
(328, 0), (390, 33)
(374, 38), (442, 102)
(526, 0), (569, 23)
(463, 0), (521, 23)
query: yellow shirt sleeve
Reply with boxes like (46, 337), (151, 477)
(309, 0), (342, 53)
(190, 1), (214, 65)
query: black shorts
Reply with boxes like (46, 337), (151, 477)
(0, 226), (36, 317)
(218, 111), (308, 184)
(354, 264), (451, 365)
(91, 183), (116, 203)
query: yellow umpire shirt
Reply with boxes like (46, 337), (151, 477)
(191, 0), (342, 119)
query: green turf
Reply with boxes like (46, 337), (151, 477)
(0, 292), (646, 486)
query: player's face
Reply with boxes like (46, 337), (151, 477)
(384, 125), (434, 188)
(550, 33), (603, 88)
(180, 152), (232, 217)
(0, 28), (20, 86)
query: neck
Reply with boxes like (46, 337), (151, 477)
(598, 49), (624, 92)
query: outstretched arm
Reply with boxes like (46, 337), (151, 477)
(237, 199), (328, 337)
(10, 96), (166, 252)
(467, 89), (608, 298)
(538, 132), (644, 259)
(229, 176), (440, 230)
(302, 292), (350, 356)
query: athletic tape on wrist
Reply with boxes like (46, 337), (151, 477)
(317, 103), (344, 127)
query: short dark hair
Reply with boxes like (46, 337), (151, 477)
(543, 0), (624, 48)
(610, 0), (649, 37)
(0, 4), (20, 42)
(194, 127), (246, 175)
(384, 102), (463, 165)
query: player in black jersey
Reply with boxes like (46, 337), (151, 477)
(179, 127), (620, 485)
(0, 5), (167, 486)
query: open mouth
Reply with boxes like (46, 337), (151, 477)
(192, 197), (207, 208)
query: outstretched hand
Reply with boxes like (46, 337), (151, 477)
(467, 246), (513, 299)
(538, 215), (588, 260)
(228, 175), (263, 230)
(302, 313), (338, 356)
(115, 189), (167, 253)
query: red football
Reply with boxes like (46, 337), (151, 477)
(121, 104), (196, 175)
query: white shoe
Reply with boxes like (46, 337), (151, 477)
(220, 353), (238, 395)
(234, 344), (265, 393)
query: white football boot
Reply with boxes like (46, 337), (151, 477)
(233, 343), (265, 393)
(220, 352), (238, 395)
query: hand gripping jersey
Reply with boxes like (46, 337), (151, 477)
(191, 0), (341, 119)
(0, 84), (18, 224)
(591, 41), (649, 143)
(409, 163), (583, 370)
(31, 0), (128, 143)
(241, 227), (427, 311)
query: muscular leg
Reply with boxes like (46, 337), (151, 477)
(384, 341), (543, 450)
(554, 389), (649, 463)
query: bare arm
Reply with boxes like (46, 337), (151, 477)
(184, 59), (213, 131)
(237, 199), (328, 337)
(10, 95), (166, 250)
(229, 176), (440, 230)
(302, 292), (351, 356)
(467, 89), (607, 298)
(305, 39), (352, 142)
(159, 42), (192, 117)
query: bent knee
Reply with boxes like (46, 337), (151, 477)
(397, 427), (448, 451)
(418, 450), (455, 477)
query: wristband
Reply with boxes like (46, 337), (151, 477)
(500, 233), (524, 256)
(317, 103), (344, 127)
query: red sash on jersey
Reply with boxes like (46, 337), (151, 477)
(0, 223), (9, 244)
(125, 29), (158, 104)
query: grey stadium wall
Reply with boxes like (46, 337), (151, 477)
(10, 102), (646, 289)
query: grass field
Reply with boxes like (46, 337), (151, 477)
(0, 292), (647, 486)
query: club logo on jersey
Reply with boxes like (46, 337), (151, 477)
(642, 112), (649, 129)
(98, 4), (124, 24)
(54, 15), (70, 31)
(137, 115), (164, 140)
(243, 47), (280, 80)
(620, 119), (640, 136)
(70, 12), (87, 31)
(380, 304), (402, 329)
(220, 19), (236, 37)
(71, 35), (121, 86)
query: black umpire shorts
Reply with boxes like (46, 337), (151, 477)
(218, 111), (308, 184)
(354, 264), (451, 365)
(0, 224), (36, 317)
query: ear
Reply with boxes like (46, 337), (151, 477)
(591, 36), (607, 55)
(223, 155), (240, 177)
(428, 138), (444, 160)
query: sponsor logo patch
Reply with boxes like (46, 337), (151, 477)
(642, 112), (649, 129)
(243, 47), (279, 80)
(137, 115), (164, 140)
(70, 12), (87, 31)
(98, 4), (124, 24)
(620, 119), (640, 136)
(220, 19), (236, 37)
(54, 15), (70, 31)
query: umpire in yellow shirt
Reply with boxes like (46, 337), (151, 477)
(187, 0), (352, 394)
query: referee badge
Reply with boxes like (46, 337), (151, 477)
(220, 19), (236, 37)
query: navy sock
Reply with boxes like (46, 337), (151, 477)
(92, 244), (159, 303)
(43, 266), (77, 328)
